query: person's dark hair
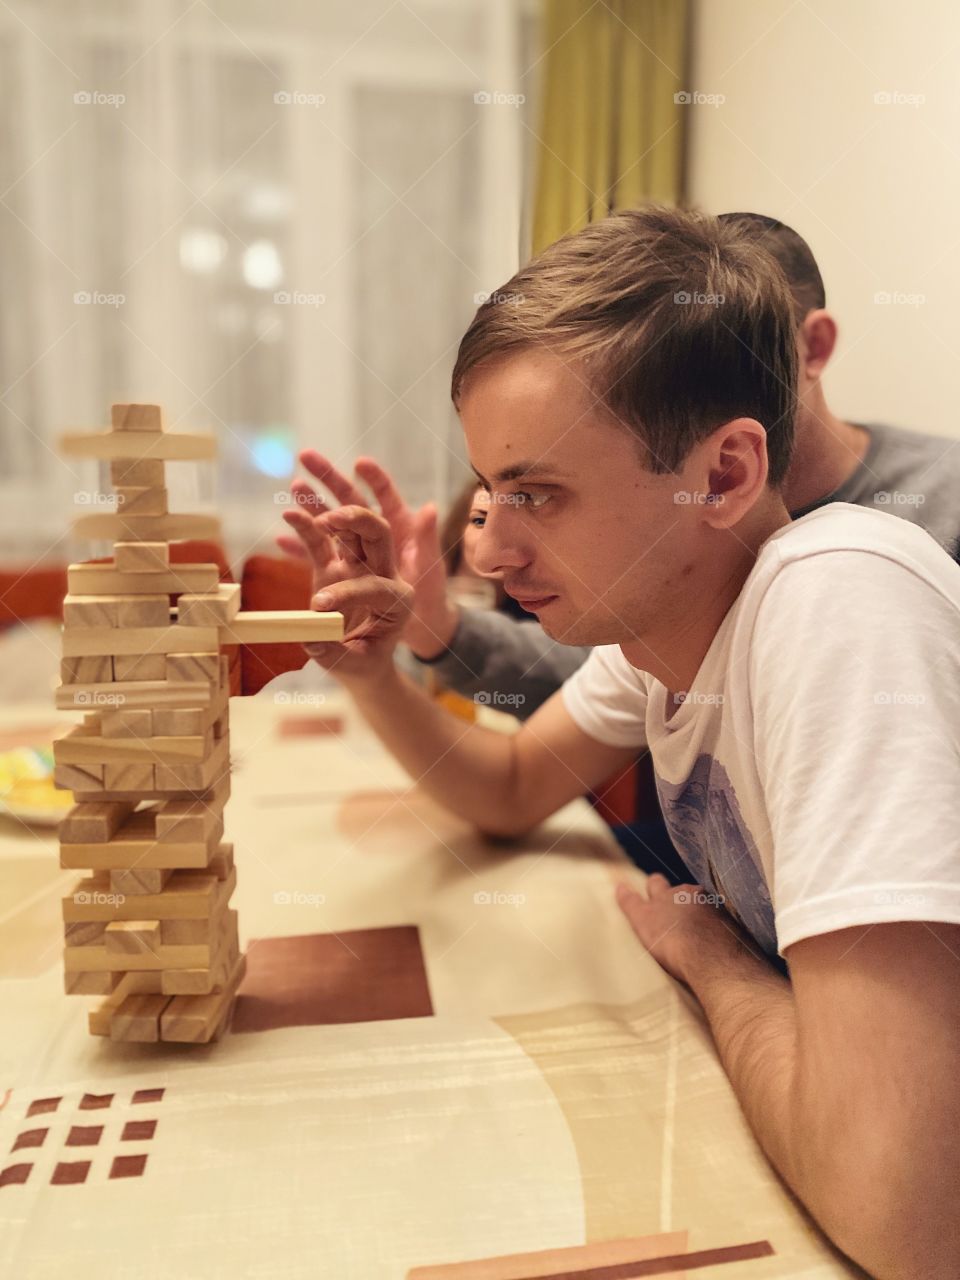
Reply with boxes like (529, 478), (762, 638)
(451, 204), (798, 487)
(439, 479), (480, 577)
(718, 211), (826, 322)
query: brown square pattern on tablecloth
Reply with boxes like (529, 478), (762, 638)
(231, 926), (433, 1033)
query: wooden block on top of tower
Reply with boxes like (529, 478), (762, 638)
(109, 457), (165, 488)
(111, 403), (163, 432)
(114, 541), (169, 574)
(115, 485), (168, 517)
(75, 512), (219, 542)
(59, 430), (215, 462)
(176, 583), (241, 627)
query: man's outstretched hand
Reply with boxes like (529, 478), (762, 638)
(277, 451), (459, 660)
(280, 496), (412, 685)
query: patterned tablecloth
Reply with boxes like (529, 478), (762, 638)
(0, 694), (861, 1279)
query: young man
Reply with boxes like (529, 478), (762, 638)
(285, 206), (960, 1279)
(281, 213), (959, 720)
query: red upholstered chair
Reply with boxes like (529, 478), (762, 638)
(239, 554), (313, 695)
(0, 565), (69, 629)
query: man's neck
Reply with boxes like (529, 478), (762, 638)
(782, 396), (870, 514)
(621, 502), (791, 697)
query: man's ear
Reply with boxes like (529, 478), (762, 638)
(700, 418), (768, 529)
(798, 309), (838, 380)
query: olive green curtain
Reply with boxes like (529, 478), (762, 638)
(531, 0), (689, 255)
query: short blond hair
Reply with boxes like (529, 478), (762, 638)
(452, 205), (798, 485)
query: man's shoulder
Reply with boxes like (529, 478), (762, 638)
(750, 504), (960, 610)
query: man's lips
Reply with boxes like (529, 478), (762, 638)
(506, 587), (559, 608)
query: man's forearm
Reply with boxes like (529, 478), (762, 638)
(343, 662), (520, 834)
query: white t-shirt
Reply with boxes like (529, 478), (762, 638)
(562, 503), (960, 958)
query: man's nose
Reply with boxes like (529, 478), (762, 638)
(473, 500), (530, 576)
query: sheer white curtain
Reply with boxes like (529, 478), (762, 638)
(0, 0), (531, 564)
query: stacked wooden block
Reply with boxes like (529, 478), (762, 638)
(55, 404), (343, 1044)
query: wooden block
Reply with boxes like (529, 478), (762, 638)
(110, 457), (165, 487)
(156, 797), (224, 844)
(60, 655), (113, 685)
(65, 969), (119, 996)
(151, 696), (222, 736)
(65, 869), (230, 922)
(68, 562), (219, 596)
(176, 583), (241, 627)
(59, 800), (135, 843)
(160, 916), (211, 945)
(54, 726), (213, 766)
(110, 867), (171, 896)
(100, 709), (153, 739)
(160, 952), (245, 1042)
(62, 595), (120, 628)
(116, 594), (170, 628)
(113, 654), (166, 681)
(113, 541), (169, 574)
(62, 623), (218, 658)
(56, 679), (212, 711)
(208, 841), (234, 880)
(166, 652), (220, 683)
(103, 761), (155, 792)
(60, 430), (216, 461)
(111, 403), (163, 432)
(154, 735), (229, 793)
(159, 908), (239, 996)
(110, 993), (174, 1043)
(64, 921), (106, 947)
(88, 971), (163, 1036)
(65, 940), (212, 973)
(74, 513), (219, 543)
(60, 824), (224, 871)
(115, 485), (168, 517)
(218, 611), (344, 645)
(104, 920), (162, 956)
(53, 761), (104, 792)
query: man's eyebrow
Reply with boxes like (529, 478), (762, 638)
(470, 461), (568, 485)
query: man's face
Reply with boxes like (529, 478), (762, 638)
(459, 350), (708, 648)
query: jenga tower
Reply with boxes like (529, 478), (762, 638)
(55, 404), (342, 1043)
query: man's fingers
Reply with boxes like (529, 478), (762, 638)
(275, 532), (309, 560)
(282, 508), (334, 564)
(310, 574), (411, 638)
(299, 450), (371, 509)
(354, 457), (412, 525)
(318, 505), (395, 578)
(289, 478), (329, 516)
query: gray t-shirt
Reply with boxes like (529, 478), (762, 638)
(417, 422), (960, 718)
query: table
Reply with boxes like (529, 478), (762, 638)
(0, 693), (860, 1279)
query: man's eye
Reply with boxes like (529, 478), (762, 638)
(516, 491), (551, 509)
